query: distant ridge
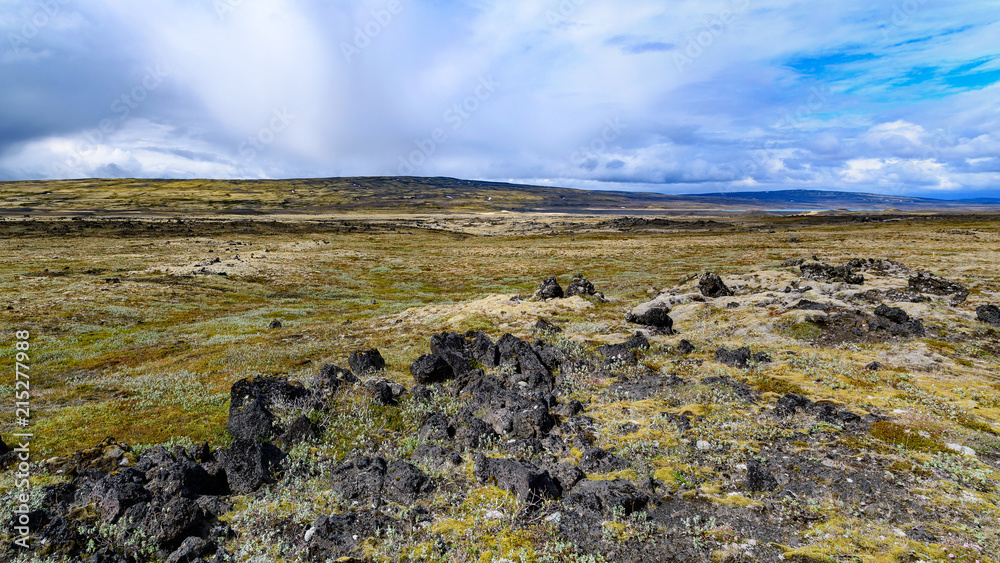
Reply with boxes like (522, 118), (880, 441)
(1, 177), (998, 216)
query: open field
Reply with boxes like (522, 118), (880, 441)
(2, 207), (1000, 562)
(4, 178), (1000, 215)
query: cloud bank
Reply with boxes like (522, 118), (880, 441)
(1, 0), (998, 198)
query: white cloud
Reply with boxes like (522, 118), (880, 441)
(0, 0), (998, 197)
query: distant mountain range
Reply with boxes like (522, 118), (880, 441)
(1, 177), (998, 215)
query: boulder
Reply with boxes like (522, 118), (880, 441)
(306, 511), (398, 561)
(227, 390), (275, 442)
(222, 440), (285, 494)
(430, 332), (467, 356)
(348, 349), (386, 376)
(144, 458), (217, 500)
(410, 354), (454, 384)
(677, 339), (695, 355)
(166, 536), (215, 563)
(699, 272), (733, 298)
(546, 462), (584, 493)
(275, 415), (319, 451)
(469, 331), (500, 367)
(329, 457), (387, 507)
(90, 468), (151, 522)
(511, 401), (555, 439)
(534, 318), (563, 334)
(976, 304), (1000, 327)
(536, 276), (564, 300)
(36, 516), (86, 558)
(454, 416), (498, 449)
(626, 297), (675, 331)
(417, 412), (454, 442)
(363, 379), (397, 406)
(384, 461), (434, 504)
(871, 305), (925, 337)
(714, 347), (770, 369)
(311, 364), (359, 397)
(227, 377), (309, 442)
(472, 454), (560, 504)
(565, 479), (649, 518)
(745, 459), (778, 492)
(143, 496), (204, 551)
(773, 393), (811, 418)
(565, 274), (597, 297)
(532, 341), (566, 372)
(578, 447), (629, 474)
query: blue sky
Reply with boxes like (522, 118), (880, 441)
(1, 0), (999, 198)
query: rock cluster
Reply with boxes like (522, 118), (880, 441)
(26, 347), (407, 562)
(908, 271), (969, 304)
(533, 274), (604, 301)
(799, 260), (864, 285)
(17, 254), (994, 562)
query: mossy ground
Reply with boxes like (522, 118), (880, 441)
(2, 209), (1000, 561)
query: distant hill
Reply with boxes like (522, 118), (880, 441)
(1, 177), (997, 216)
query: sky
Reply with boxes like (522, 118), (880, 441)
(1, 0), (999, 198)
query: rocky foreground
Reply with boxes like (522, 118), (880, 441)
(3, 261), (1000, 562)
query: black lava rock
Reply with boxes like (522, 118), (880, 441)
(565, 274), (597, 297)
(977, 304), (1000, 327)
(537, 276), (564, 300)
(410, 354), (454, 384)
(384, 461), (433, 504)
(578, 447), (629, 474)
(472, 454), (560, 504)
(908, 271), (969, 303)
(222, 440), (285, 494)
(348, 349), (386, 375)
(699, 272), (734, 298)
(745, 459), (778, 492)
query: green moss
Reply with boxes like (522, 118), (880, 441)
(869, 421), (946, 454)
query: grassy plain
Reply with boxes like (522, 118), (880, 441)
(1, 187), (999, 561)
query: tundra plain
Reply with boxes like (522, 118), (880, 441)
(1, 182), (999, 563)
